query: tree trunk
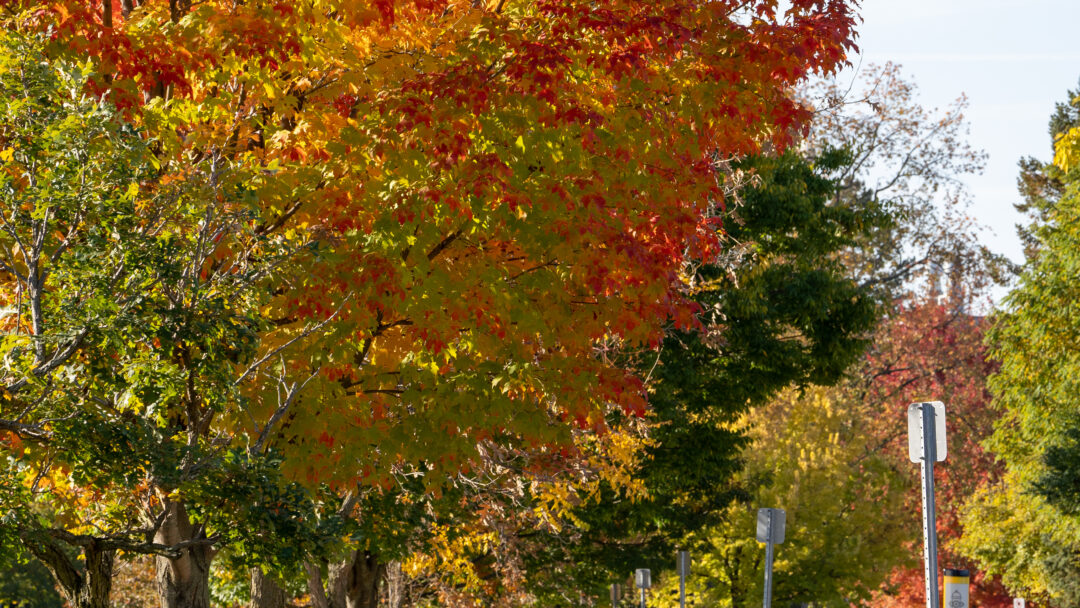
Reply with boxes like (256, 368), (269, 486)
(250, 568), (287, 608)
(82, 543), (116, 608)
(154, 499), (213, 608)
(307, 551), (383, 608)
(305, 559), (348, 608)
(383, 561), (404, 608)
(25, 533), (114, 608)
(343, 550), (384, 608)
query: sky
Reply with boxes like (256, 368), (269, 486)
(841, 0), (1080, 278)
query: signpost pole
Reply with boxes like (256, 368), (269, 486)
(756, 507), (784, 608)
(677, 551), (689, 608)
(635, 569), (651, 608)
(763, 512), (774, 608)
(921, 403), (940, 608)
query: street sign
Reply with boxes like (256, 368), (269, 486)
(635, 569), (651, 589)
(1014, 600), (1025, 608)
(909, 402), (947, 608)
(635, 568), (651, 608)
(908, 401), (947, 463)
(756, 508), (786, 544)
(756, 508), (786, 608)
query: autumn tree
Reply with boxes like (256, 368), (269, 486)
(504, 148), (884, 604)
(1, 1), (860, 607)
(359, 147), (888, 608)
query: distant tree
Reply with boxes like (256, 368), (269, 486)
(651, 384), (911, 608)
(805, 63), (1010, 299)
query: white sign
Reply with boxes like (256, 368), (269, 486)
(1014, 599), (1025, 608)
(908, 401), (947, 463)
(635, 568), (651, 589)
(756, 508), (786, 544)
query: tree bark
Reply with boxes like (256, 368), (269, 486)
(343, 550), (384, 608)
(306, 559), (349, 608)
(25, 533), (115, 608)
(307, 551), (383, 608)
(250, 568), (287, 608)
(383, 561), (404, 608)
(154, 499), (213, 608)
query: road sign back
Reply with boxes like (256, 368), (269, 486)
(908, 401), (947, 463)
(756, 508), (786, 544)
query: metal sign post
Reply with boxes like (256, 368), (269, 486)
(610, 583), (622, 608)
(756, 508), (786, 608)
(635, 569), (651, 608)
(677, 550), (690, 608)
(908, 402), (947, 608)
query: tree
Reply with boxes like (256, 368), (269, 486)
(804, 62), (1009, 299)
(958, 81), (1080, 608)
(638, 64), (1012, 608)
(1, 2), (860, 607)
(859, 298), (1009, 608)
(650, 384), (911, 608)
(368, 148), (886, 607)
(0, 28), (332, 608)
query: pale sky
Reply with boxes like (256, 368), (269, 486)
(844, 0), (1080, 280)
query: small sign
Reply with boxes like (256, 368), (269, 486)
(610, 583), (622, 604)
(1014, 599), (1025, 608)
(677, 550), (690, 576)
(756, 508), (786, 544)
(907, 401), (947, 463)
(635, 568), (652, 589)
(944, 569), (969, 608)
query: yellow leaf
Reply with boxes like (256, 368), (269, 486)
(1055, 126), (1080, 171)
